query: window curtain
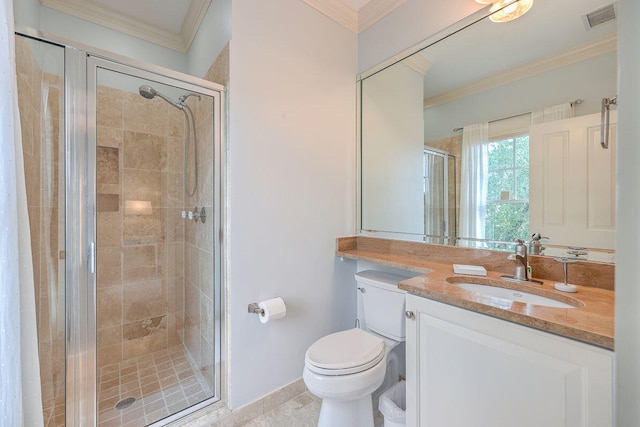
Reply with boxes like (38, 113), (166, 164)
(0, 1), (44, 425)
(531, 102), (574, 124)
(459, 122), (489, 246)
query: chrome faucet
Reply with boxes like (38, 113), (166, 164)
(509, 239), (529, 281)
(502, 239), (543, 284)
(529, 233), (548, 255)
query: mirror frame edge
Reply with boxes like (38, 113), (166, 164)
(357, 6), (492, 83)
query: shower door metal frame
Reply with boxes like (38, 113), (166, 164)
(65, 43), (96, 427)
(16, 26), (226, 427)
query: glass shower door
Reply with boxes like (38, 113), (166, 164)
(92, 62), (220, 426)
(15, 34), (67, 427)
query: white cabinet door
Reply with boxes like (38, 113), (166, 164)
(529, 112), (616, 249)
(406, 295), (613, 427)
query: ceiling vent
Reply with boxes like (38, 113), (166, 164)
(583, 3), (617, 30)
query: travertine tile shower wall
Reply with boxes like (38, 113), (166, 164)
(96, 84), (189, 369)
(16, 36), (66, 426)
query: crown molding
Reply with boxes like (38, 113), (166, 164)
(423, 35), (617, 109)
(359, 0), (405, 32)
(40, 0), (210, 53)
(303, 0), (404, 33)
(180, 0), (212, 52)
(302, 0), (358, 33)
(402, 54), (431, 76)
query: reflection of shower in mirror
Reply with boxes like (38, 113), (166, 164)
(424, 148), (456, 244)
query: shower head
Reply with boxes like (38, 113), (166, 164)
(138, 85), (183, 110)
(139, 85), (157, 100)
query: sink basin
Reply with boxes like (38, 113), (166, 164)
(453, 282), (579, 309)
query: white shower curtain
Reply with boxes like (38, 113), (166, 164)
(0, 1), (44, 426)
(459, 122), (489, 246)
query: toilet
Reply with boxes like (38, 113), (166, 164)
(303, 270), (410, 427)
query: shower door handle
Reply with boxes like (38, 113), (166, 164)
(88, 241), (96, 274)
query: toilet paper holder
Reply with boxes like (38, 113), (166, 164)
(248, 297), (287, 323)
(248, 303), (264, 316)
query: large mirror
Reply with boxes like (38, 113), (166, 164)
(359, 0), (617, 262)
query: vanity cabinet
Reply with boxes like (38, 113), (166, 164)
(405, 294), (613, 427)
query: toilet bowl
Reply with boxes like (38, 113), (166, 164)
(303, 328), (390, 426)
(303, 270), (410, 427)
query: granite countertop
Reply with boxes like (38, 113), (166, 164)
(337, 236), (615, 350)
(399, 267), (614, 350)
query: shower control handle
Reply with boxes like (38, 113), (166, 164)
(182, 207), (206, 223)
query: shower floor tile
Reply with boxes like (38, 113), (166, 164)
(98, 345), (212, 426)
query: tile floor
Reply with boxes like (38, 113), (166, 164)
(97, 345), (212, 426)
(238, 392), (321, 427)
(237, 393), (385, 427)
(199, 393), (385, 427)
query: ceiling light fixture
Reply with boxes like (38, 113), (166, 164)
(489, 0), (534, 23)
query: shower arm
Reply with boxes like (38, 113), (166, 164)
(179, 92), (201, 105)
(156, 92), (184, 110)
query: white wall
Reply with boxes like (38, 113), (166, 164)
(187, 0), (231, 78)
(228, 0), (357, 408)
(357, 0), (484, 73)
(361, 62), (424, 234)
(615, 0), (640, 424)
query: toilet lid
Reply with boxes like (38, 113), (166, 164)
(305, 328), (385, 376)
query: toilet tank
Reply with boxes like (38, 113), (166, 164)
(355, 270), (410, 342)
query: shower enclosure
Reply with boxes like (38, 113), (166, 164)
(16, 31), (224, 427)
(424, 148), (456, 244)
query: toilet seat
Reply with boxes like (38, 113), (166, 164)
(305, 328), (385, 376)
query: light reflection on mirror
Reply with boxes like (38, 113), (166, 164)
(359, 0), (617, 262)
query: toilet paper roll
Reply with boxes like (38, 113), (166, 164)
(258, 297), (286, 324)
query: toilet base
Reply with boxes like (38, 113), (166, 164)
(317, 395), (374, 427)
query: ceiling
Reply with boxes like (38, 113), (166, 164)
(40, 0), (389, 53)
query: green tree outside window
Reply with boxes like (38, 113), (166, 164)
(485, 134), (529, 242)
